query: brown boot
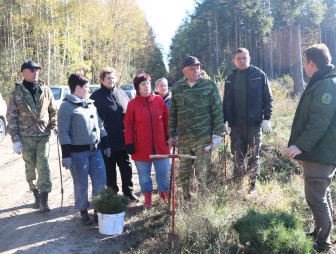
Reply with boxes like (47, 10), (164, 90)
(143, 192), (152, 208)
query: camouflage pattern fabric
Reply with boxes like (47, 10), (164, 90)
(169, 78), (225, 147)
(21, 136), (52, 193)
(7, 82), (57, 143)
(178, 141), (212, 198)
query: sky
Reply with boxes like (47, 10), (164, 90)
(135, 0), (196, 66)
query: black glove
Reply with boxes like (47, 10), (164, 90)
(125, 144), (135, 155)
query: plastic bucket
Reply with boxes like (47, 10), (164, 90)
(98, 211), (125, 235)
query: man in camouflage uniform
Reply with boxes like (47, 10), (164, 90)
(7, 61), (57, 212)
(168, 56), (225, 199)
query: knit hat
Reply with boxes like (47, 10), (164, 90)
(133, 73), (151, 92)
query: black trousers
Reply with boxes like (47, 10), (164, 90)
(103, 149), (134, 194)
(230, 125), (261, 182)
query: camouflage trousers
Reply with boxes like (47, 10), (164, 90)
(230, 126), (261, 186)
(178, 138), (212, 198)
(21, 136), (52, 193)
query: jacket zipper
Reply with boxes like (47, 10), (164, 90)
(145, 98), (156, 155)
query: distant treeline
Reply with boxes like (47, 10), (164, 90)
(168, 0), (336, 94)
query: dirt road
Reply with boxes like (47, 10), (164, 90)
(0, 134), (142, 254)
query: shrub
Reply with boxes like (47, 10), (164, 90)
(93, 187), (130, 214)
(233, 210), (313, 254)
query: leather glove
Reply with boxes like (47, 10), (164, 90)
(125, 144), (135, 155)
(103, 148), (111, 158)
(62, 157), (72, 169)
(261, 120), (272, 134)
(13, 142), (23, 154)
(52, 128), (58, 135)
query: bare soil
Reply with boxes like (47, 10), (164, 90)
(0, 134), (143, 254)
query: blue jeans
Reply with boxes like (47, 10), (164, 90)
(70, 149), (106, 211)
(134, 159), (171, 193)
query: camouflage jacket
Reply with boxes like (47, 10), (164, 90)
(169, 78), (225, 147)
(7, 81), (57, 142)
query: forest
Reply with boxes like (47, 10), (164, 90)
(0, 0), (336, 97)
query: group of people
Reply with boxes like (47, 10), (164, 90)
(6, 43), (336, 252)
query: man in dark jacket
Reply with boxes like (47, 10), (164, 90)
(286, 44), (336, 253)
(90, 67), (138, 201)
(223, 48), (273, 193)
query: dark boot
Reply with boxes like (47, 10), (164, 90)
(249, 178), (257, 194)
(124, 191), (139, 202)
(32, 189), (40, 209)
(93, 210), (98, 223)
(39, 192), (50, 212)
(80, 210), (93, 226)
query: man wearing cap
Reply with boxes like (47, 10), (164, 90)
(168, 56), (225, 200)
(222, 48), (273, 194)
(7, 60), (57, 212)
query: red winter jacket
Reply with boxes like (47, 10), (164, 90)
(124, 92), (169, 161)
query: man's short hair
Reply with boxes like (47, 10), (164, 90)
(234, 48), (250, 57)
(99, 67), (116, 81)
(303, 43), (332, 70)
(68, 72), (89, 93)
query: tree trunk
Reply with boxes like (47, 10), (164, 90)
(292, 21), (304, 95)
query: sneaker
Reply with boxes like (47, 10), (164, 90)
(80, 210), (93, 226)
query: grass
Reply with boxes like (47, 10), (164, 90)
(125, 76), (334, 253)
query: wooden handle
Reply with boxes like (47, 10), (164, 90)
(149, 154), (197, 159)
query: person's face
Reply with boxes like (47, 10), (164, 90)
(21, 68), (39, 83)
(139, 80), (151, 97)
(302, 57), (317, 78)
(100, 73), (116, 89)
(156, 80), (168, 97)
(234, 52), (250, 70)
(182, 65), (200, 83)
(76, 83), (90, 99)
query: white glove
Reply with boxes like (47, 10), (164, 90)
(13, 142), (22, 154)
(261, 120), (272, 134)
(103, 148), (111, 158)
(225, 122), (231, 134)
(62, 158), (72, 169)
(52, 128), (58, 135)
(204, 135), (222, 152)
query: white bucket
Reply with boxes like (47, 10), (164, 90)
(98, 211), (125, 235)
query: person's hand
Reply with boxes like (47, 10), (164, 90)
(261, 120), (272, 134)
(103, 148), (111, 158)
(225, 122), (231, 134)
(62, 157), (72, 169)
(285, 145), (302, 158)
(167, 137), (178, 147)
(125, 144), (135, 155)
(52, 128), (58, 135)
(13, 142), (22, 154)
(212, 134), (222, 148)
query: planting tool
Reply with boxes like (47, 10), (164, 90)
(150, 152), (197, 249)
(56, 136), (64, 208)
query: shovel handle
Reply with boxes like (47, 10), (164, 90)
(149, 154), (197, 160)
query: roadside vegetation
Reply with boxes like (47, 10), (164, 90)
(123, 76), (335, 254)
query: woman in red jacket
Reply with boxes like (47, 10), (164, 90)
(124, 73), (170, 208)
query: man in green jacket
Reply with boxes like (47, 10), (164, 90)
(168, 56), (225, 200)
(285, 44), (336, 253)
